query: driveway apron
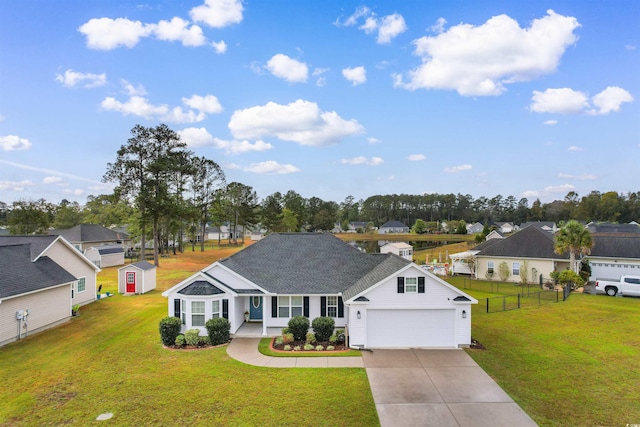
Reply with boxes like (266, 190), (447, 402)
(363, 349), (537, 427)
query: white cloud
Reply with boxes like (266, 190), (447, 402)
(394, 10), (580, 96)
(568, 145), (583, 152)
(228, 99), (364, 146)
(444, 164), (472, 173)
(430, 17), (447, 34)
(544, 119), (558, 125)
(0, 159), (103, 184)
(78, 17), (154, 50)
(0, 180), (34, 192)
(545, 184), (575, 194)
(558, 173), (597, 180)
(266, 54), (308, 83)
(342, 66), (367, 86)
(101, 96), (169, 119)
(368, 137), (381, 144)
(225, 162), (241, 170)
(313, 68), (329, 87)
(211, 40), (227, 53)
(244, 161), (300, 174)
(337, 7), (406, 44)
(63, 188), (86, 196)
(190, 0), (243, 28)
(178, 127), (273, 154)
(531, 86), (633, 115)
(121, 80), (146, 96)
(43, 176), (64, 185)
(588, 86), (634, 115)
(530, 88), (589, 114)
(0, 135), (32, 151)
(55, 69), (106, 88)
(154, 17), (206, 47)
(341, 156), (384, 166)
(522, 190), (540, 198)
(182, 94), (223, 114)
(408, 154), (426, 161)
(625, 44), (637, 51)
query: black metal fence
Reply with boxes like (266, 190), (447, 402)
(452, 278), (573, 314)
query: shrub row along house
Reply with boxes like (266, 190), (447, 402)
(0, 235), (100, 347)
(451, 223), (640, 284)
(163, 233), (477, 349)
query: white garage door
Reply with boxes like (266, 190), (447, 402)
(366, 309), (455, 348)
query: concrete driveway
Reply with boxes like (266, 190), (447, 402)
(362, 349), (537, 427)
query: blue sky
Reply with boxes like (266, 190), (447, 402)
(1, 0), (638, 206)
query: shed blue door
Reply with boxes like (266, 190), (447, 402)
(249, 296), (263, 320)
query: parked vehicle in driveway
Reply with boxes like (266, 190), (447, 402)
(595, 275), (640, 296)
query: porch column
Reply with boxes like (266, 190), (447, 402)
(262, 295), (267, 336)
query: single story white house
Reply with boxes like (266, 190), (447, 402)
(587, 233), (640, 280)
(0, 235), (100, 347)
(379, 221), (410, 234)
(84, 244), (125, 268)
(118, 261), (157, 294)
(163, 233), (477, 349)
(380, 242), (413, 261)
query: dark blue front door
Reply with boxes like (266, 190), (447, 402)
(249, 296), (263, 320)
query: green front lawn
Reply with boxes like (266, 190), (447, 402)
(466, 293), (640, 426)
(0, 250), (378, 426)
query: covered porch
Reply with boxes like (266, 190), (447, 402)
(232, 321), (281, 338)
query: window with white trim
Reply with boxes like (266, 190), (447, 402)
(77, 277), (86, 292)
(212, 300), (220, 318)
(513, 262), (520, 276)
(278, 296), (303, 318)
(487, 261), (494, 274)
(327, 296), (338, 317)
(181, 299), (187, 325)
(405, 277), (418, 293)
(192, 301), (205, 327)
(126, 272), (135, 284)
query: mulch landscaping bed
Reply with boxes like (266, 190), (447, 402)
(270, 338), (349, 353)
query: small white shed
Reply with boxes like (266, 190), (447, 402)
(380, 242), (413, 261)
(118, 261), (156, 294)
(84, 245), (125, 268)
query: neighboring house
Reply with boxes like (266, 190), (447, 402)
(485, 230), (504, 240)
(380, 242), (413, 261)
(347, 222), (370, 233)
(449, 239), (502, 276)
(118, 261), (157, 294)
(49, 224), (130, 252)
(475, 226), (570, 284)
(466, 222), (484, 234)
(84, 244), (125, 268)
(520, 221), (557, 233)
(379, 221), (409, 234)
(586, 222), (640, 234)
(0, 235), (100, 347)
(163, 233), (477, 349)
(587, 233), (640, 280)
(494, 222), (515, 234)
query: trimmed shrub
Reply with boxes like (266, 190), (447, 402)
(282, 333), (294, 344)
(312, 316), (335, 342)
(326, 345), (335, 351)
(305, 331), (316, 344)
(284, 345), (292, 351)
(199, 335), (211, 347)
(281, 327), (290, 335)
(315, 345), (324, 351)
(304, 343), (315, 351)
(293, 345), (301, 351)
(275, 336), (284, 345)
(329, 334), (337, 344)
(159, 316), (182, 346)
(174, 334), (185, 347)
(185, 329), (200, 346)
(288, 316), (310, 341)
(206, 317), (231, 345)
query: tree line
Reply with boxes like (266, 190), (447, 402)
(2, 124), (638, 265)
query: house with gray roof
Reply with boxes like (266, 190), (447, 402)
(587, 233), (640, 280)
(0, 235), (100, 347)
(379, 220), (409, 234)
(163, 233), (477, 349)
(49, 224), (130, 252)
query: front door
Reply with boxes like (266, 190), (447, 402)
(249, 296), (263, 320)
(126, 272), (136, 293)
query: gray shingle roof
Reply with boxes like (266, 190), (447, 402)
(476, 226), (568, 259)
(49, 224), (128, 243)
(93, 245), (124, 255)
(130, 261), (156, 271)
(590, 234), (640, 258)
(380, 220), (408, 228)
(0, 244), (77, 299)
(219, 233), (409, 296)
(178, 280), (224, 296)
(0, 235), (59, 260)
(588, 223), (640, 233)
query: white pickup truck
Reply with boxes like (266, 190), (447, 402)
(594, 275), (640, 296)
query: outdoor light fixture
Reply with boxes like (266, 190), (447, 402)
(462, 310), (467, 319)
(357, 310), (361, 319)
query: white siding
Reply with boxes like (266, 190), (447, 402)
(44, 240), (97, 306)
(263, 295), (348, 329)
(0, 284), (71, 347)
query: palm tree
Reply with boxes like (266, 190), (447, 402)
(554, 220), (593, 273)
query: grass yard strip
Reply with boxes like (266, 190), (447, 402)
(258, 338), (362, 357)
(0, 247), (378, 426)
(466, 293), (640, 427)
